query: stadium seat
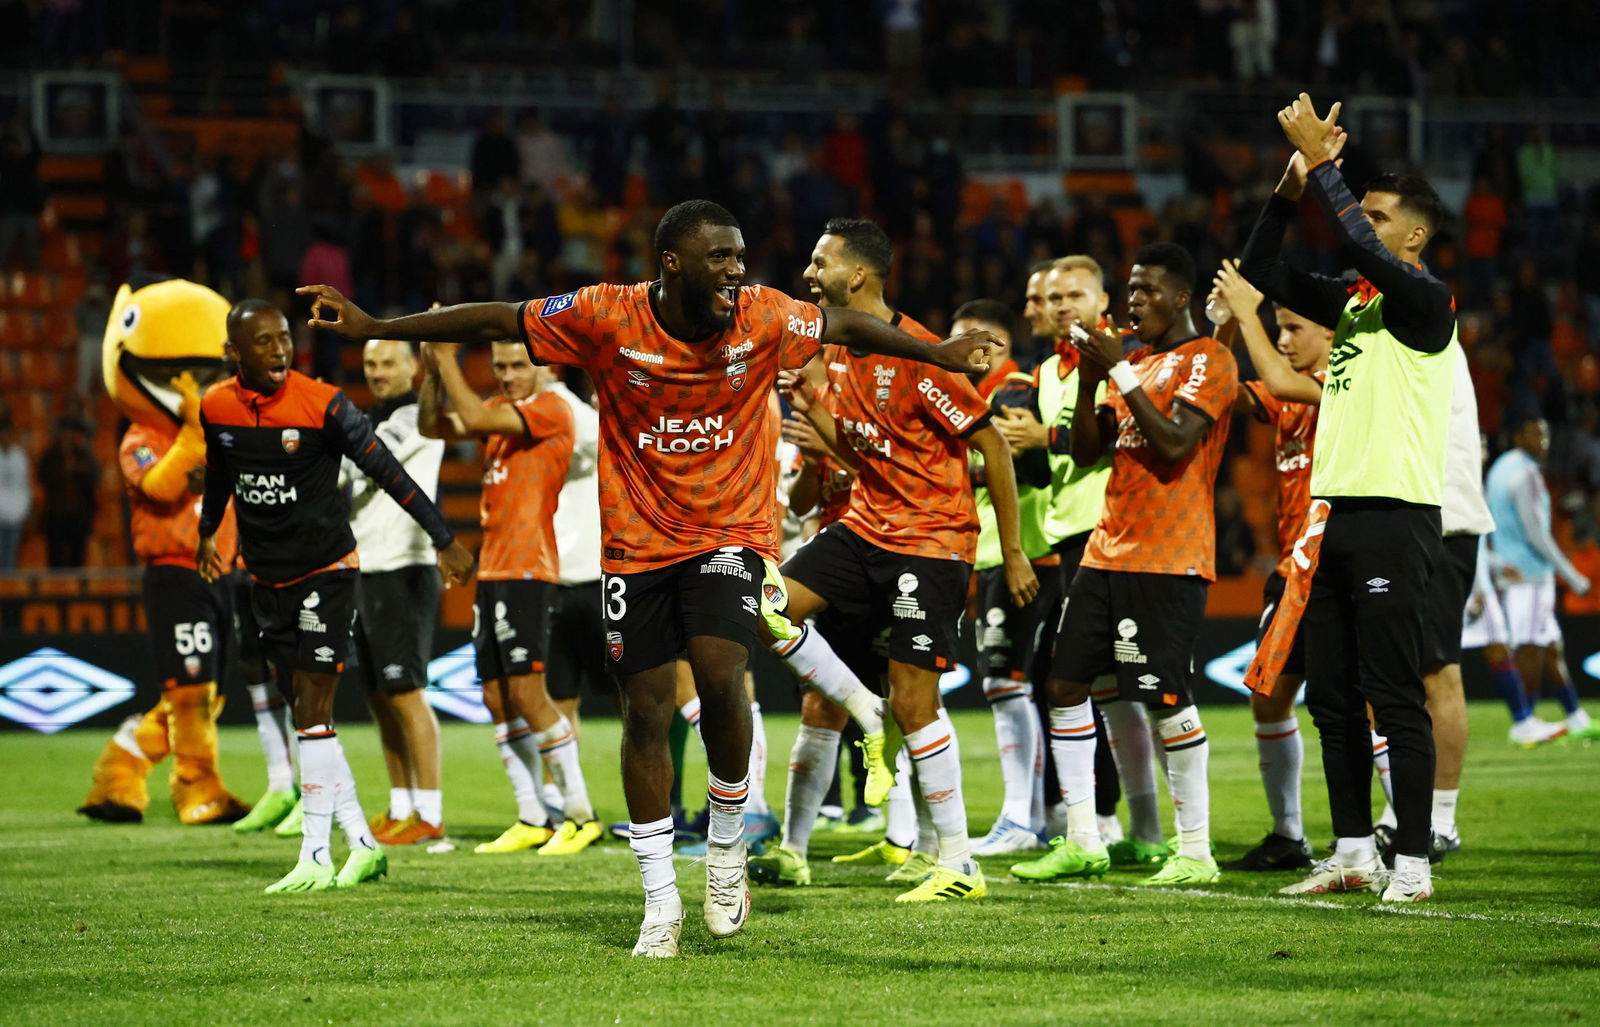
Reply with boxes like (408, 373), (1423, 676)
(0, 312), (33, 348)
(35, 311), (76, 351)
(55, 270), (87, 308)
(8, 390), (46, 429)
(20, 352), (64, 389)
(0, 352), (16, 387)
(9, 272), (55, 310)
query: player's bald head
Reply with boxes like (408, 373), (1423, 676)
(363, 339), (418, 400)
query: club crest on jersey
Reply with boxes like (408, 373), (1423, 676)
(540, 292), (578, 318)
(727, 360), (747, 392)
(281, 428), (300, 453)
(763, 582), (784, 606)
(184, 655), (201, 678)
(606, 630), (624, 662)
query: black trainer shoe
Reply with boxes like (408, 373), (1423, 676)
(1428, 830), (1460, 865)
(1221, 832), (1314, 871)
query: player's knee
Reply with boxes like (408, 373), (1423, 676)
(1250, 684), (1296, 722)
(1042, 677), (1090, 707)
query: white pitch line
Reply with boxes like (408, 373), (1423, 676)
(1043, 879), (1600, 929)
(0, 838), (72, 850)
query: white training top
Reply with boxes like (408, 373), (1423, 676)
(1442, 344), (1494, 537)
(346, 401), (445, 573)
(549, 381), (601, 585)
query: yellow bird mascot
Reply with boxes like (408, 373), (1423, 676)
(77, 278), (251, 824)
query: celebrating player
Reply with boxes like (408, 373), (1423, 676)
(297, 200), (996, 956)
(1208, 260), (1329, 872)
(1012, 242), (1238, 888)
(346, 339), (448, 845)
(758, 219), (1036, 902)
(419, 338), (601, 856)
(1240, 95), (1456, 902)
(198, 300), (472, 893)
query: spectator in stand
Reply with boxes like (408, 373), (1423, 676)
(1576, 219), (1600, 337)
(586, 94), (633, 207)
(483, 176), (526, 299)
(260, 177), (311, 297)
(821, 113), (869, 206)
(102, 209), (166, 288)
(300, 220), (354, 382)
(639, 78), (692, 202)
(1228, 0), (1277, 83)
(36, 417), (98, 569)
(0, 401), (28, 569)
(1508, 258), (1557, 403)
(471, 111), (520, 197)
(1462, 175), (1508, 304)
(1518, 125), (1562, 262)
(517, 110), (572, 199)
(554, 181), (608, 283)
(0, 112), (42, 269)
(377, 8), (435, 78)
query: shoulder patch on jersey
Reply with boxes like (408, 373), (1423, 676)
(540, 292), (578, 318)
(132, 446), (157, 469)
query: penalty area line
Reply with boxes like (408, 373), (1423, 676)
(1043, 880), (1600, 929)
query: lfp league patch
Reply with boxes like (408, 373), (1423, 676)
(540, 292), (578, 318)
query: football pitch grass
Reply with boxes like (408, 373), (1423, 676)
(3, 703), (1597, 1025)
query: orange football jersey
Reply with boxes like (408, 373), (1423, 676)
(121, 423), (237, 569)
(827, 314), (992, 562)
(1082, 335), (1239, 581)
(519, 283), (824, 573)
(1244, 371), (1324, 577)
(478, 390), (574, 582)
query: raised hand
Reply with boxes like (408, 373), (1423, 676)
(296, 284), (379, 340)
(777, 369), (818, 414)
(1069, 317), (1123, 373)
(781, 412), (829, 457)
(1213, 258), (1264, 315)
(994, 406), (1049, 452)
(1277, 93), (1347, 168)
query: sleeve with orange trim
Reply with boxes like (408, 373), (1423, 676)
(324, 391), (455, 550)
(1244, 499), (1330, 692)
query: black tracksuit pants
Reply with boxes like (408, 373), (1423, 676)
(1303, 499), (1441, 859)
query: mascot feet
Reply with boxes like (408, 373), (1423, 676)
(77, 710), (166, 821)
(167, 683), (249, 825)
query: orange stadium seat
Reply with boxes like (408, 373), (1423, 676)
(0, 312), (33, 348)
(1111, 207), (1157, 255)
(9, 272), (55, 310)
(40, 233), (82, 272)
(55, 270), (87, 307)
(20, 352), (64, 389)
(0, 353), (16, 388)
(35, 311), (76, 351)
(8, 390), (46, 429)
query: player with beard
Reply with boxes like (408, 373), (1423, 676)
(752, 218), (1038, 902)
(198, 300), (472, 893)
(296, 200), (996, 956)
(1012, 243), (1238, 889)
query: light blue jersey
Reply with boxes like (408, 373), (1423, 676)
(1485, 448), (1550, 582)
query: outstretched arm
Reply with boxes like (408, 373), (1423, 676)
(1237, 155), (1351, 330)
(298, 285), (521, 344)
(822, 306), (994, 374)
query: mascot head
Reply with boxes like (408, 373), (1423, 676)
(103, 278), (232, 427)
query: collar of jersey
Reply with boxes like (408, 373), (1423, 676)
(229, 371), (295, 408)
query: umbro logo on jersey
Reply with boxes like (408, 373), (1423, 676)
(741, 595), (759, 617)
(702, 548), (753, 582)
(382, 664), (405, 681)
(313, 645), (336, 662)
(1367, 577), (1391, 593)
(540, 291), (578, 317)
(509, 646), (529, 664)
(627, 369), (653, 389)
(911, 634), (932, 650)
(218, 432), (234, 447)
(1137, 673), (1161, 689)
(281, 428), (300, 453)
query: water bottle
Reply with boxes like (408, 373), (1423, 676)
(1205, 295), (1232, 326)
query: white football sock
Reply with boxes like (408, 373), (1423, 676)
(983, 675), (1039, 827)
(1377, 802), (1398, 830)
(781, 725), (840, 856)
(1097, 813), (1125, 846)
(296, 727), (338, 866)
(679, 697), (703, 736)
(1048, 702), (1101, 849)
(1029, 710), (1047, 831)
(330, 739), (377, 851)
(1254, 717), (1304, 841)
(413, 788), (442, 827)
(495, 719), (547, 827)
(911, 766), (938, 855)
(918, 709), (973, 872)
(1099, 699), (1162, 844)
(388, 787), (415, 821)
(1431, 788), (1459, 838)
(1154, 706), (1211, 862)
(884, 746), (915, 849)
(706, 771), (749, 847)
(247, 683), (295, 792)
(535, 717), (593, 822)
(1335, 833), (1378, 867)
(775, 624), (884, 733)
(1371, 730), (1394, 806)
(629, 816), (679, 907)
(746, 702), (770, 816)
